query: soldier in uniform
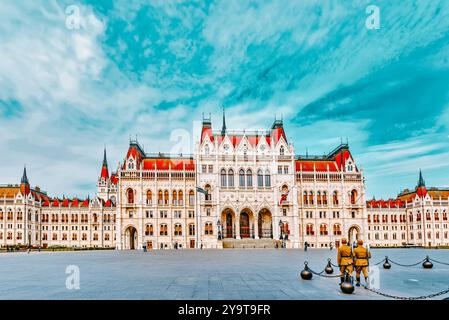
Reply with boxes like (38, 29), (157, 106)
(353, 239), (371, 286)
(337, 238), (353, 284)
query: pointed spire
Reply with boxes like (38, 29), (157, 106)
(102, 147), (108, 168)
(100, 148), (109, 179)
(221, 106), (227, 136)
(417, 169), (425, 187)
(21, 165), (29, 185)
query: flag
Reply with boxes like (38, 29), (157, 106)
(279, 190), (289, 205)
(196, 187), (208, 196)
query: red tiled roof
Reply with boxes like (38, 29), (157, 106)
(295, 160), (339, 172)
(143, 158), (195, 171)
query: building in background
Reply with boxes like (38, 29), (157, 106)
(6, 115), (447, 250)
(367, 171), (449, 247)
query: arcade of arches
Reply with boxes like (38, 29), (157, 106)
(220, 208), (273, 239)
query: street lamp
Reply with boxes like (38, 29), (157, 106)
(279, 220), (283, 240)
(217, 220), (222, 240)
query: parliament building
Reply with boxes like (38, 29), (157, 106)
(1, 115), (448, 250)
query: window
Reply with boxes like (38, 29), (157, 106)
(146, 190), (152, 205)
(280, 146), (285, 155)
(350, 189), (357, 205)
(283, 166), (288, 174)
(179, 190), (184, 205)
(202, 165), (207, 173)
(205, 222), (213, 235)
(189, 190), (195, 206)
(164, 190), (169, 205)
(127, 188), (134, 204)
(333, 191), (339, 205)
(265, 170), (271, 187)
(257, 169), (264, 188)
(309, 191), (314, 205)
(93, 233), (99, 241)
(145, 224), (153, 236)
(333, 224), (341, 235)
(72, 233), (77, 241)
(228, 169), (234, 187)
(246, 169), (253, 187)
(174, 224), (182, 236)
(239, 169), (245, 187)
(172, 190), (178, 206)
(278, 166), (282, 174)
(303, 191), (308, 205)
(320, 224), (328, 236)
(158, 190), (163, 205)
(204, 145), (210, 155)
(189, 224), (195, 236)
(221, 169), (227, 187)
(208, 165), (213, 173)
(160, 224), (168, 236)
(205, 185), (212, 201)
(306, 224), (314, 236)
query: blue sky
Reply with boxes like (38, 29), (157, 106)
(1, 0), (449, 199)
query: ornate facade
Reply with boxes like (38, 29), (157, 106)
(1, 115), (445, 250)
(367, 171), (449, 247)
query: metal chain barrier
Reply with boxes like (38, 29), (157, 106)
(363, 284), (449, 300)
(429, 258), (449, 266)
(388, 257), (426, 267)
(307, 266), (343, 278)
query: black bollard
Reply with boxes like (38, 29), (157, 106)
(325, 259), (334, 274)
(340, 273), (354, 294)
(422, 256), (433, 269)
(383, 257), (391, 269)
(300, 262), (313, 280)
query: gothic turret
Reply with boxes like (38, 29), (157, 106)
(20, 166), (30, 195)
(416, 169), (427, 198)
(221, 107), (227, 136)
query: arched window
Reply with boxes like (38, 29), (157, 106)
(146, 190), (152, 205)
(160, 224), (168, 236)
(127, 189), (134, 204)
(172, 190), (178, 205)
(246, 169), (253, 187)
(322, 191), (327, 205)
(239, 169), (245, 187)
(164, 190), (169, 205)
(204, 145), (210, 155)
(317, 191), (322, 205)
(189, 190), (195, 206)
(280, 146), (285, 155)
(309, 191), (314, 205)
(320, 224), (328, 236)
(303, 191), (308, 205)
(257, 169), (263, 188)
(205, 185), (212, 201)
(158, 190), (163, 205)
(306, 224), (314, 236)
(145, 224), (153, 236)
(350, 190), (357, 205)
(264, 169), (271, 187)
(179, 190), (184, 205)
(333, 224), (341, 235)
(333, 191), (338, 205)
(174, 224), (182, 236)
(228, 169), (234, 187)
(221, 169), (227, 187)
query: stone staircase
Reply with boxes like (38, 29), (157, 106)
(222, 238), (280, 249)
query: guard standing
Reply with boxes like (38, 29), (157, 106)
(353, 239), (371, 286)
(337, 238), (353, 284)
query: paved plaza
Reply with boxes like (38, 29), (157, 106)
(1, 248), (449, 300)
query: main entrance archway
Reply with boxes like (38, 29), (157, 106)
(240, 209), (254, 238)
(124, 226), (137, 250)
(348, 225), (361, 246)
(221, 209), (235, 238)
(258, 209), (273, 238)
